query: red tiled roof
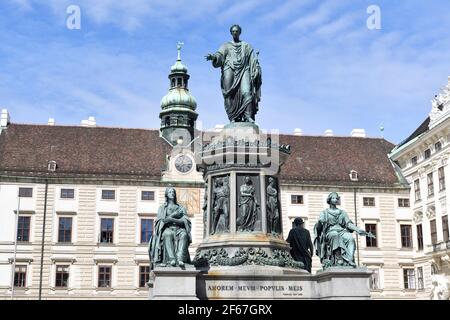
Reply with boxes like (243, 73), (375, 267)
(0, 124), (401, 187)
(0, 124), (171, 180)
(278, 134), (400, 187)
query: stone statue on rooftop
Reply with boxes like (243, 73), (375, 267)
(314, 192), (375, 269)
(148, 187), (192, 268)
(205, 24), (262, 123)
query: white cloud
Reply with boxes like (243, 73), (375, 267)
(315, 12), (359, 37)
(287, 0), (342, 31)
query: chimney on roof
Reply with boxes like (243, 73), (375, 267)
(0, 109), (10, 132)
(323, 129), (333, 137)
(350, 129), (366, 138)
(215, 124), (224, 132)
(48, 118), (55, 126)
(293, 128), (302, 136)
(81, 116), (96, 127)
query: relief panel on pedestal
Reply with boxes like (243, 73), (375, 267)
(236, 174), (262, 232)
(210, 175), (230, 235)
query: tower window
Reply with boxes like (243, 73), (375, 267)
(185, 79), (188, 88)
(177, 78), (182, 87)
(171, 78), (176, 88)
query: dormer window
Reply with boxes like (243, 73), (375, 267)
(48, 160), (57, 172)
(349, 170), (358, 181)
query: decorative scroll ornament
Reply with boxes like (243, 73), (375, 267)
(413, 211), (423, 223)
(426, 206), (436, 220)
(193, 247), (304, 269)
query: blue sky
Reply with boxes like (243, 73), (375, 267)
(1, 0), (450, 144)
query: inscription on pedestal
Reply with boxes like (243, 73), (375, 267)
(204, 280), (307, 299)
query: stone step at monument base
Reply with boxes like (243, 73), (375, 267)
(149, 265), (200, 300)
(196, 265), (372, 300)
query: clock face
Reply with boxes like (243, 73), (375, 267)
(175, 155), (193, 173)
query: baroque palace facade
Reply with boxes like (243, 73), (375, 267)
(0, 53), (448, 300)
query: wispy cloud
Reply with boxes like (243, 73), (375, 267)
(2, 0), (450, 143)
(287, 0), (342, 31)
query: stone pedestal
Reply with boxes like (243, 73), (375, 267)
(314, 267), (372, 300)
(149, 265), (200, 300)
(196, 265), (371, 300)
(194, 123), (300, 270)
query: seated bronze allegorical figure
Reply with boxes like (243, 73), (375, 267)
(148, 187), (192, 268)
(314, 192), (375, 269)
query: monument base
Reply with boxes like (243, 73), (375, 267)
(196, 265), (371, 300)
(149, 265), (200, 300)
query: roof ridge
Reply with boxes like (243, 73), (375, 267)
(9, 123), (160, 132)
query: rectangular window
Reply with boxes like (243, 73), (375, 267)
(291, 195), (303, 204)
(14, 266), (27, 288)
(416, 224), (424, 251)
(18, 187), (33, 198)
(140, 219), (154, 244)
(443, 215), (449, 243)
(17, 216), (30, 242)
(398, 198), (410, 207)
(98, 266), (111, 288)
(414, 179), (421, 202)
(430, 219), (437, 245)
(139, 266), (150, 288)
(411, 156), (417, 166)
(100, 218), (114, 243)
(141, 191), (155, 201)
(369, 269), (380, 290)
(400, 225), (412, 248)
(435, 141), (442, 152)
(101, 190), (115, 200)
(55, 265), (69, 288)
(365, 224), (377, 247)
(403, 269), (416, 289)
(439, 167), (446, 191)
(58, 217), (72, 243)
(60, 188), (75, 199)
(427, 173), (434, 196)
(417, 267), (424, 290)
(363, 197), (375, 207)
(424, 149), (431, 159)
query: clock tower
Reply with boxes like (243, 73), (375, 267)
(159, 42), (198, 147)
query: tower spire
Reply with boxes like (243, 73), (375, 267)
(177, 41), (184, 61)
(159, 43), (198, 147)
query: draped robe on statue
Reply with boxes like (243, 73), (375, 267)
(266, 184), (280, 233)
(148, 203), (192, 268)
(314, 208), (357, 267)
(237, 184), (258, 231)
(211, 41), (262, 122)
